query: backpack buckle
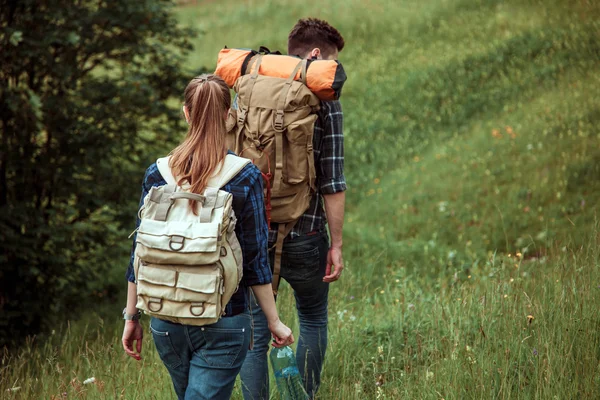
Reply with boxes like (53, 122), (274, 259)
(169, 235), (185, 251)
(148, 297), (163, 312)
(238, 108), (247, 125)
(273, 110), (284, 131)
(190, 302), (205, 316)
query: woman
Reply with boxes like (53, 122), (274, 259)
(122, 74), (293, 399)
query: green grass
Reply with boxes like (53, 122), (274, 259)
(2, 0), (600, 398)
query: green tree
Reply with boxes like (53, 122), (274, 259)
(0, 0), (193, 346)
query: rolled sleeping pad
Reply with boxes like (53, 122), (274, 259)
(214, 48), (347, 101)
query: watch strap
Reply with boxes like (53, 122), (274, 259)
(123, 308), (142, 321)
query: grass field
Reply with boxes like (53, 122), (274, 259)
(2, 0), (600, 398)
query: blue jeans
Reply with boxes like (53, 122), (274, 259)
(150, 312), (251, 400)
(240, 231), (330, 399)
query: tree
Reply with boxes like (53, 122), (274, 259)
(0, 0), (193, 346)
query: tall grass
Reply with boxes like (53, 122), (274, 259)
(2, 232), (599, 399)
(2, 0), (599, 398)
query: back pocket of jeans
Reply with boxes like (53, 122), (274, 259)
(282, 247), (321, 280)
(150, 324), (183, 369)
(199, 327), (247, 368)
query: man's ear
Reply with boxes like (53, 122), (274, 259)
(309, 48), (321, 60)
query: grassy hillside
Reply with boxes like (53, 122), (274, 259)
(2, 0), (599, 398)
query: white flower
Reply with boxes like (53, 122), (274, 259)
(83, 377), (96, 385)
(438, 201), (448, 212)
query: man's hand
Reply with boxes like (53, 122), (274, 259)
(122, 320), (143, 361)
(323, 246), (343, 282)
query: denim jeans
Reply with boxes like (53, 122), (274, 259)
(150, 312), (251, 400)
(240, 231), (330, 399)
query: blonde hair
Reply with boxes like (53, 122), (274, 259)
(169, 74), (231, 212)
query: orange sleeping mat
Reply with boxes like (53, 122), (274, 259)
(214, 48), (347, 101)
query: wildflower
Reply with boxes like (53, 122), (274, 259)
(438, 201), (448, 212)
(504, 294), (508, 298)
(378, 346), (384, 355)
(532, 348), (538, 356)
(395, 279), (400, 283)
(83, 377), (96, 385)
(492, 129), (502, 138)
(505, 126), (517, 139)
(374, 178), (380, 184)
(426, 371), (434, 380)
(380, 290), (385, 294)
(354, 383), (362, 393)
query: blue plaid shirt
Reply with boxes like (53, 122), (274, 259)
(125, 156), (271, 317)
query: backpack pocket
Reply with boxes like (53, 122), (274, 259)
(136, 262), (223, 321)
(135, 220), (221, 265)
(283, 113), (317, 185)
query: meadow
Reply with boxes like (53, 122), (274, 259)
(2, 0), (600, 398)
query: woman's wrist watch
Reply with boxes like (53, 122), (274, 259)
(123, 308), (142, 321)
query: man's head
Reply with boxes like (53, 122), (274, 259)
(288, 18), (344, 60)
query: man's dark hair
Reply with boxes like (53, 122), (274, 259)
(288, 18), (345, 58)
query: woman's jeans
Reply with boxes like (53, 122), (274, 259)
(240, 231), (330, 399)
(150, 311), (251, 400)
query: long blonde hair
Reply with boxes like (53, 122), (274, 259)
(169, 74), (231, 212)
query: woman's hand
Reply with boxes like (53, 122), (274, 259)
(268, 319), (294, 348)
(122, 320), (143, 360)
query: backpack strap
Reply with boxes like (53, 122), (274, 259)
(156, 156), (177, 185)
(271, 222), (296, 298)
(156, 154), (250, 189)
(207, 154), (251, 188)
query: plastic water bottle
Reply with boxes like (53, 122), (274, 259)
(270, 346), (309, 400)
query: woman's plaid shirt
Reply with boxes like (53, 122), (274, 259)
(125, 160), (271, 317)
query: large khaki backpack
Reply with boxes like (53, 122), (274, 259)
(226, 55), (320, 295)
(133, 154), (250, 326)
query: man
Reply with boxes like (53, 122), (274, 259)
(239, 17), (346, 400)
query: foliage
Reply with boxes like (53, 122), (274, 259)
(1, 0), (600, 398)
(0, 0), (193, 346)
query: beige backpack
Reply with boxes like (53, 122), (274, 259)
(226, 55), (320, 295)
(133, 154), (250, 325)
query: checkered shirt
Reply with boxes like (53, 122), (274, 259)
(125, 157), (271, 317)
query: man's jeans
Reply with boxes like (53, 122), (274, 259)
(240, 231), (330, 399)
(150, 312), (251, 400)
